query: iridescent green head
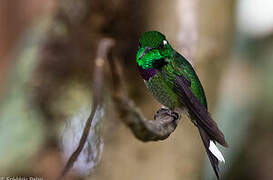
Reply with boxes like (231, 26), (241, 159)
(136, 31), (173, 69)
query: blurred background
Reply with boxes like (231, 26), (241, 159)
(0, 0), (273, 179)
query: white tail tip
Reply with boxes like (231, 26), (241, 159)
(209, 140), (225, 163)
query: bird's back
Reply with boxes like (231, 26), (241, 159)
(144, 52), (207, 111)
(172, 52), (207, 109)
(159, 52), (208, 109)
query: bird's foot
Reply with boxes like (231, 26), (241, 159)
(154, 108), (180, 121)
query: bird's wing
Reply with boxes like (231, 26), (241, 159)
(173, 74), (228, 179)
(171, 53), (208, 109)
(166, 53), (228, 179)
(173, 74), (227, 147)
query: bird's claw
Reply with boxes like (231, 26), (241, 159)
(154, 108), (180, 121)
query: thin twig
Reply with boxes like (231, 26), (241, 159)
(60, 38), (114, 179)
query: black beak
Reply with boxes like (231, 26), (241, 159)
(139, 47), (152, 60)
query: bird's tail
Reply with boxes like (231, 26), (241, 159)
(197, 126), (225, 180)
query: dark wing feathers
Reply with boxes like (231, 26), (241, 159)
(174, 75), (228, 147)
(174, 75), (228, 179)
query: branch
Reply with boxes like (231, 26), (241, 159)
(109, 57), (180, 142)
(60, 36), (180, 179)
(115, 98), (180, 141)
(60, 38), (114, 179)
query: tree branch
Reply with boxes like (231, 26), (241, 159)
(60, 38), (114, 179)
(60, 36), (180, 178)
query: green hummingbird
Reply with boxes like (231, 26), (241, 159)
(136, 31), (228, 179)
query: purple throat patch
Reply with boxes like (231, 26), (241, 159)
(137, 65), (158, 81)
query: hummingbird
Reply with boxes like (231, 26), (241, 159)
(136, 31), (228, 179)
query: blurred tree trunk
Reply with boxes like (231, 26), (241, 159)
(0, 0), (54, 99)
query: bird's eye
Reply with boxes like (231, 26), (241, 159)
(152, 58), (168, 69)
(158, 40), (167, 49)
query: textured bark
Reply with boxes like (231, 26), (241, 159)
(114, 98), (180, 142)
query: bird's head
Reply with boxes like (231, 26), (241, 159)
(136, 31), (173, 69)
